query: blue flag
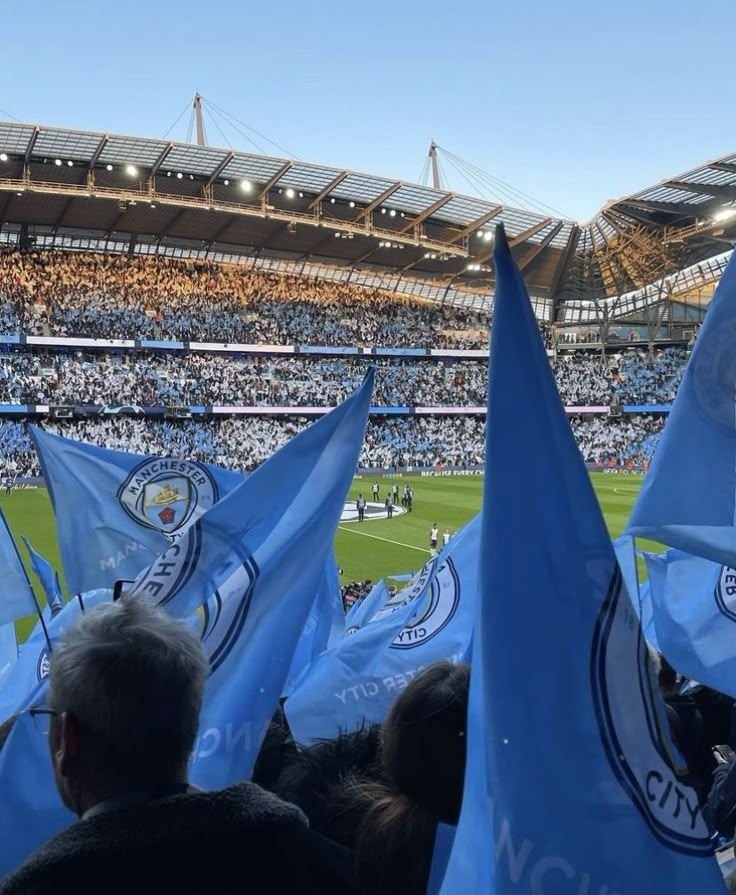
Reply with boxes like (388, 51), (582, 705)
(643, 548), (736, 698)
(344, 578), (389, 632)
(0, 622), (18, 691)
(133, 373), (374, 786)
(441, 227), (722, 895)
(0, 709), (76, 877)
(0, 590), (111, 722)
(0, 508), (38, 627)
(282, 554), (345, 697)
(31, 426), (244, 595)
(628, 253), (736, 566)
(21, 536), (64, 616)
(285, 516), (479, 745)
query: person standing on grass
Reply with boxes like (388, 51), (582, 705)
(443, 529), (450, 548)
(407, 487), (413, 512)
(392, 481), (399, 504)
(356, 493), (367, 523)
(385, 494), (394, 519)
(402, 483), (410, 508)
(430, 524), (439, 555)
(372, 481), (380, 501)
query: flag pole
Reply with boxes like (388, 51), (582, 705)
(76, 593), (85, 613)
(28, 586), (52, 655)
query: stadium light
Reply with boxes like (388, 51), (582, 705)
(240, 180), (252, 192)
(105, 164), (113, 171)
(329, 197), (336, 203)
(285, 188), (295, 199)
(176, 172), (183, 179)
(125, 164), (138, 176)
(223, 179), (230, 186)
(66, 160), (73, 167)
(166, 171), (172, 177)
(54, 159), (62, 166)
(0, 153), (7, 162)
(380, 208), (386, 214)
(349, 201), (355, 208)
(389, 209), (396, 217)
(298, 191), (304, 198)
(483, 231), (493, 242)
(713, 208), (736, 223)
(150, 203), (157, 209)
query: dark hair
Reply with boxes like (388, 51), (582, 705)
(355, 662), (470, 895)
(251, 708), (298, 791)
(274, 723), (382, 849)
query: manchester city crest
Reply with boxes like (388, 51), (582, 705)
(37, 648), (50, 682)
(118, 459), (218, 537)
(591, 562), (714, 856)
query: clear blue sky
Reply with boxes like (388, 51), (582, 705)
(1, 0), (734, 221)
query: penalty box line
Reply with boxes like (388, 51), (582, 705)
(337, 526), (431, 554)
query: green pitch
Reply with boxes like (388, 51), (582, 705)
(4, 473), (656, 643)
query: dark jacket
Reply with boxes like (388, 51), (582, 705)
(0, 782), (359, 895)
(707, 757), (736, 839)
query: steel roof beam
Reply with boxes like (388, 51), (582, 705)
(619, 198), (700, 216)
(445, 206), (504, 244)
(306, 172), (349, 211)
(396, 194), (455, 235)
(150, 143), (174, 177)
(205, 215), (237, 247)
(518, 221), (565, 273)
(23, 127), (39, 165)
(357, 183), (402, 221)
(709, 161), (736, 175)
(204, 151), (235, 188)
(254, 161), (293, 201)
(472, 218), (554, 265)
(53, 197), (76, 233)
(664, 179), (736, 201)
(88, 135), (108, 171)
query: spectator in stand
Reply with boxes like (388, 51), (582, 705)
(0, 599), (358, 895)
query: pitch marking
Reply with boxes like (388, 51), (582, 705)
(337, 526), (431, 554)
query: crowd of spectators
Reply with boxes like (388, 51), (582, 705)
(0, 250), (488, 348)
(0, 345), (687, 409)
(0, 412), (665, 478)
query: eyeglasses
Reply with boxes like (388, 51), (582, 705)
(28, 706), (58, 737)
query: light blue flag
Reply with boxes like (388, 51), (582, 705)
(643, 548), (736, 698)
(31, 426), (244, 595)
(282, 554), (345, 698)
(285, 516), (479, 746)
(133, 373), (374, 787)
(628, 252), (736, 566)
(0, 709), (76, 877)
(0, 590), (111, 722)
(0, 508), (38, 627)
(21, 536), (64, 616)
(441, 227), (722, 895)
(0, 622), (18, 691)
(344, 577), (389, 632)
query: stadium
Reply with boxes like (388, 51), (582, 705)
(0, 109), (730, 597)
(3, 70), (736, 891)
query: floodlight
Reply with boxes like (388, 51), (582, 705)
(54, 159), (62, 166)
(285, 188), (295, 199)
(240, 180), (252, 192)
(125, 164), (138, 176)
(0, 153), (7, 162)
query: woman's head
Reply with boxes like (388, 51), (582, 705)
(381, 661), (470, 824)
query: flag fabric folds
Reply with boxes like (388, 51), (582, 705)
(0, 622), (18, 691)
(644, 548), (736, 698)
(21, 536), (64, 615)
(343, 577), (389, 633)
(31, 426), (244, 595)
(628, 252), (736, 567)
(285, 516), (479, 745)
(133, 372), (374, 787)
(282, 553), (345, 697)
(0, 590), (110, 722)
(0, 508), (38, 627)
(440, 227), (722, 895)
(0, 710), (76, 877)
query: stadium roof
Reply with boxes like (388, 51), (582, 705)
(0, 121), (734, 323)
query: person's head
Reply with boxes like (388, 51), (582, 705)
(354, 662), (470, 895)
(47, 597), (209, 816)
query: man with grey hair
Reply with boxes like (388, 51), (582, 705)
(0, 598), (358, 895)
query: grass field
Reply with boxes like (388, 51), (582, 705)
(4, 473), (657, 642)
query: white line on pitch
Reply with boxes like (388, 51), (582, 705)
(337, 526), (431, 554)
